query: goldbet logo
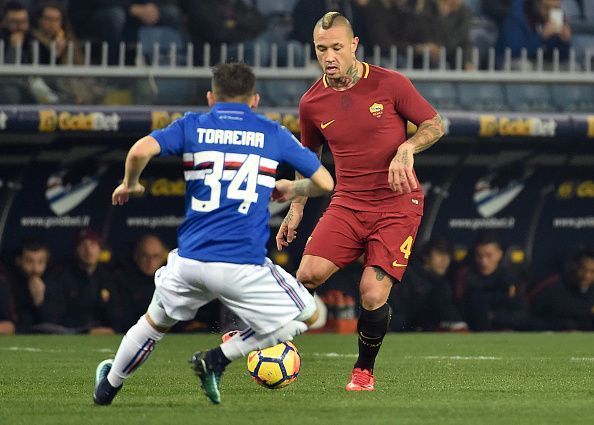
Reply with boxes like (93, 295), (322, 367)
(479, 115), (556, 137)
(151, 111), (183, 131)
(39, 110), (120, 132)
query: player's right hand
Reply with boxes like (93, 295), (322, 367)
(276, 205), (303, 250)
(112, 182), (145, 205)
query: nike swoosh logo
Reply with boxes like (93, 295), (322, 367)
(321, 119), (335, 129)
(392, 260), (408, 268)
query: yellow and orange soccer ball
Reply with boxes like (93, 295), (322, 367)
(246, 341), (301, 389)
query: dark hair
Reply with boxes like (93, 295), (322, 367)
(19, 238), (50, 255)
(473, 231), (502, 250)
(36, 1), (66, 21)
(421, 237), (452, 260)
(3, 1), (27, 14)
(211, 62), (256, 100)
(315, 12), (353, 36)
(133, 234), (165, 258)
(563, 248), (594, 282)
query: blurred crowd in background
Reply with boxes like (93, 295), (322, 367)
(1, 229), (592, 335)
(0, 0), (593, 105)
(0, 0), (593, 335)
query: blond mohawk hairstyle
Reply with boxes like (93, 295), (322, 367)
(315, 11), (354, 37)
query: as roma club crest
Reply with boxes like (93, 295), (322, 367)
(369, 102), (384, 118)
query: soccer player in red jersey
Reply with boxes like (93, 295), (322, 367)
(276, 12), (445, 391)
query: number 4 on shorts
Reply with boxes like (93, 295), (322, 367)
(399, 235), (413, 260)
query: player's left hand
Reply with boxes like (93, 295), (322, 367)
(272, 179), (295, 202)
(389, 142), (417, 194)
(112, 182), (145, 205)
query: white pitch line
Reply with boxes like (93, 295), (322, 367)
(0, 346), (114, 354)
(3, 346), (43, 352)
(414, 355), (502, 361)
(310, 353), (503, 361)
(570, 357), (594, 362)
(311, 352), (358, 358)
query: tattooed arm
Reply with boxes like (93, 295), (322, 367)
(388, 114), (444, 194)
(273, 166), (334, 201)
(275, 146), (325, 250)
(404, 114), (445, 153)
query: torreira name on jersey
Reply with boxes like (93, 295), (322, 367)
(197, 128), (265, 148)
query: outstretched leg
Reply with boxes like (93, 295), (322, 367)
(190, 303), (318, 404)
(93, 296), (177, 405)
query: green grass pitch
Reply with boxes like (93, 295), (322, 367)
(1, 333), (593, 425)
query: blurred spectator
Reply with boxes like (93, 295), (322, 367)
(415, 0), (474, 69)
(41, 228), (117, 334)
(352, 0), (402, 55)
(495, 0), (571, 69)
(453, 232), (528, 331)
(391, 237), (467, 331)
(114, 234), (166, 332)
(180, 0), (266, 65)
(0, 265), (16, 335)
(68, 0), (127, 64)
(482, 0), (513, 26)
(0, 0), (33, 61)
(253, 0), (304, 66)
(6, 239), (50, 333)
(32, 1), (81, 64)
(0, 1), (37, 103)
(32, 1), (105, 103)
(124, 1), (182, 42)
(528, 249), (594, 331)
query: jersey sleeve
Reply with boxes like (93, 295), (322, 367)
(149, 114), (189, 157)
(277, 125), (321, 178)
(392, 73), (437, 126)
(298, 99), (325, 152)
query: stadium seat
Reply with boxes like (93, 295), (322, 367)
(458, 83), (506, 111)
(415, 82), (460, 110)
(551, 84), (594, 112)
(504, 84), (556, 112)
(138, 27), (197, 105)
(138, 26), (186, 65)
(572, 34), (594, 63)
(470, 17), (499, 66)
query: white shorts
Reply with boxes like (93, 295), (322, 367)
(153, 249), (315, 334)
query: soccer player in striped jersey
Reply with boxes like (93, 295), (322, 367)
(93, 62), (334, 405)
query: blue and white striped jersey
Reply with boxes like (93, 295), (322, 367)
(150, 102), (321, 265)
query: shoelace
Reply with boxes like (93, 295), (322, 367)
(351, 369), (372, 386)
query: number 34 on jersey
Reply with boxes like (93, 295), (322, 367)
(183, 151), (277, 215)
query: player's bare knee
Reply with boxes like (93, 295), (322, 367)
(297, 267), (325, 288)
(360, 291), (389, 311)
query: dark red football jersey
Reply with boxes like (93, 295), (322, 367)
(299, 63), (437, 213)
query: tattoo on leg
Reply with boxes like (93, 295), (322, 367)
(373, 266), (386, 281)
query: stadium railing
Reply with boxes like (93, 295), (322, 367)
(0, 41), (593, 83)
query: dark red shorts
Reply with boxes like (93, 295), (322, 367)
(303, 204), (422, 282)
